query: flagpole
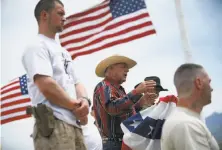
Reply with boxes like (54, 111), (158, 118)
(174, 0), (192, 63)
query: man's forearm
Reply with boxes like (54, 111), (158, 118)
(75, 83), (88, 98)
(35, 76), (76, 110)
(100, 90), (138, 116)
(75, 83), (91, 106)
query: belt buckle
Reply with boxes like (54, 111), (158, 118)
(102, 137), (122, 142)
(116, 138), (122, 142)
(102, 137), (109, 144)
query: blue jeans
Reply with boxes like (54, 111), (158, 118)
(103, 140), (122, 150)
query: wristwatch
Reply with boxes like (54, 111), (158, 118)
(81, 97), (91, 107)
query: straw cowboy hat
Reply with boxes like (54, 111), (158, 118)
(95, 55), (137, 77)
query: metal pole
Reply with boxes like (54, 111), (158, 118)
(175, 0), (192, 63)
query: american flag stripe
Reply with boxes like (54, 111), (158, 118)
(1, 101), (31, 112)
(68, 25), (154, 58)
(64, 18), (153, 52)
(1, 98), (30, 108)
(61, 7), (149, 42)
(65, 0), (109, 21)
(1, 106), (28, 116)
(1, 114), (31, 125)
(1, 75), (31, 125)
(1, 85), (21, 95)
(60, 10), (111, 40)
(65, 10), (110, 30)
(60, 7), (150, 44)
(61, 1), (110, 35)
(0, 80), (19, 90)
(1, 95), (30, 105)
(1, 91), (22, 101)
(60, 13), (112, 40)
(61, 11), (151, 48)
(1, 78), (20, 93)
(69, 29), (155, 59)
(59, 0), (156, 59)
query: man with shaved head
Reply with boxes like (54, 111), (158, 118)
(161, 63), (219, 150)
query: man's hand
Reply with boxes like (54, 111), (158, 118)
(78, 116), (88, 125)
(135, 80), (156, 94)
(72, 98), (89, 120)
(139, 93), (157, 107)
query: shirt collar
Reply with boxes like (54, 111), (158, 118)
(104, 78), (122, 89)
(176, 107), (201, 120)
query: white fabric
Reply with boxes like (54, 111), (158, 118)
(161, 107), (219, 150)
(82, 114), (103, 150)
(22, 34), (80, 127)
(121, 97), (177, 150)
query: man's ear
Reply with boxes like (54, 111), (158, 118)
(194, 77), (203, 90)
(40, 10), (48, 21)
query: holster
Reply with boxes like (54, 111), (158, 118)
(26, 104), (55, 137)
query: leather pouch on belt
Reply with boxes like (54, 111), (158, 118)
(35, 104), (55, 137)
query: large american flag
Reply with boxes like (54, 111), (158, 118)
(0, 75), (31, 125)
(59, 0), (156, 59)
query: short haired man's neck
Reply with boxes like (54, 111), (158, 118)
(39, 24), (56, 39)
(177, 94), (203, 114)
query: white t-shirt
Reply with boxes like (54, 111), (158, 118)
(22, 34), (80, 127)
(161, 107), (219, 150)
(82, 113), (103, 150)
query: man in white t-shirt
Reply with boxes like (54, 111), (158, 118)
(22, 0), (89, 149)
(161, 63), (219, 150)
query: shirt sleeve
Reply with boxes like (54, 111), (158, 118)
(96, 84), (139, 116)
(22, 44), (53, 82)
(133, 94), (143, 112)
(170, 122), (211, 150)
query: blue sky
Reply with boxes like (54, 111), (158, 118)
(1, 0), (222, 149)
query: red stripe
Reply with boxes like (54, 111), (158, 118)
(159, 95), (178, 104)
(1, 106), (29, 116)
(71, 29), (156, 59)
(1, 98), (31, 108)
(64, 9), (110, 29)
(60, 17), (112, 42)
(121, 141), (132, 150)
(1, 85), (20, 95)
(0, 80), (19, 91)
(67, 21), (153, 52)
(1, 92), (22, 101)
(60, 13), (149, 47)
(1, 114), (31, 125)
(105, 13), (149, 32)
(66, 1), (109, 20)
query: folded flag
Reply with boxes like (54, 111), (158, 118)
(121, 95), (178, 150)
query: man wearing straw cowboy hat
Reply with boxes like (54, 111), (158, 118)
(93, 55), (156, 150)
